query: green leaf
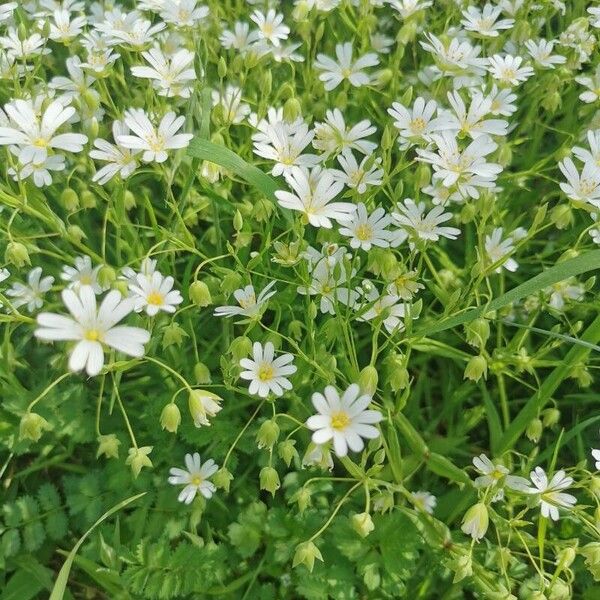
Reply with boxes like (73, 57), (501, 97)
(49, 492), (146, 600)
(187, 138), (281, 202)
(414, 250), (600, 338)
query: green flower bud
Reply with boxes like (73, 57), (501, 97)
(590, 476), (600, 499)
(259, 466), (280, 496)
(292, 541), (323, 572)
(526, 417), (543, 443)
(162, 321), (188, 349)
(98, 265), (116, 288)
(351, 512), (375, 538)
(415, 164), (431, 188)
(60, 187), (79, 211)
(465, 318), (490, 349)
(358, 366), (378, 396)
(542, 407), (560, 428)
(5, 242), (30, 268)
(96, 433), (120, 459)
(464, 355), (487, 382)
(229, 336), (252, 361)
(372, 490), (394, 513)
(19, 412), (50, 442)
(460, 202), (477, 224)
(256, 419), (280, 450)
(288, 320), (304, 341)
(125, 446), (153, 478)
(217, 56), (227, 79)
(373, 68), (393, 87)
(85, 116), (99, 139)
(113, 280), (129, 297)
(67, 225), (86, 243)
(381, 124), (396, 151)
(194, 362), (211, 384)
(497, 144), (513, 167)
(541, 91), (562, 114)
(277, 439), (298, 466)
(123, 190), (136, 210)
(188, 389), (222, 427)
(252, 198), (274, 222)
(189, 280), (212, 307)
(555, 547), (576, 569)
(160, 403), (181, 433)
(551, 204), (573, 230)
(80, 190), (96, 209)
(283, 97), (302, 123)
(233, 210), (243, 232)
(461, 502), (489, 541)
(581, 542), (600, 581)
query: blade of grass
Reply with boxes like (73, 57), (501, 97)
(413, 250), (600, 339)
(49, 492), (146, 600)
(497, 314), (600, 454)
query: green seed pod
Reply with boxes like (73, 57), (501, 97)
(162, 322), (188, 349)
(5, 242), (30, 268)
(19, 412), (50, 442)
(229, 336), (252, 361)
(60, 187), (79, 211)
(464, 355), (488, 382)
(233, 210), (243, 232)
(96, 433), (121, 459)
(526, 417), (543, 443)
(189, 280), (212, 306)
(160, 403), (181, 433)
(67, 225), (86, 243)
(277, 440), (298, 466)
(292, 541), (323, 572)
(465, 318), (490, 349)
(351, 512), (375, 538)
(213, 467), (234, 492)
(256, 419), (280, 450)
(98, 265), (116, 288)
(217, 56), (227, 79)
(259, 466), (280, 496)
(283, 97), (302, 123)
(80, 190), (96, 209)
(194, 362), (211, 384)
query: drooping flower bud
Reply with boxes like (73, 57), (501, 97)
(160, 403), (181, 433)
(292, 541), (323, 572)
(259, 466), (280, 496)
(461, 503), (489, 541)
(19, 412), (50, 442)
(351, 512), (375, 538)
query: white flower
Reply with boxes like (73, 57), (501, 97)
(388, 97), (439, 148)
(131, 48), (196, 98)
(488, 84), (518, 116)
(590, 6), (600, 28)
(61, 255), (105, 294)
(315, 42), (379, 91)
(89, 120), (138, 184)
(392, 198), (460, 242)
(189, 390), (223, 427)
(592, 448), (600, 470)
(48, 9), (87, 42)
(461, 503), (489, 541)
(559, 157), (600, 208)
(358, 287), (408, 334)
(0, 2), (16, 23)
(128, 271), (183, 316)
(0, 28), (49, 60)
(250, 9), (289, 47)
(50, 56), (97, 101)
(488, 54), (534, 86)
(220, 22), (260, 52)
(160, 0), (209, 27)
(485, 227), (518, 272)
(8, 153), (66, 187)
(313, 109), (377, 157)
(239, 341), (297, 398)
(472, 453), (528, 492)
(547, 278), (584, 310)
(118, 109), (192, 164)
(461, 4), (514, 37)
(573, 130), (600, 166)
(420, 33), (487, 75)
(302, 443), (334, 471)
(214, 280), (276, 318)
(35, 287), (150, 376)
(525, 467), (576, 521)
(168, 453), (218, 504)
(387, 270), (424, 300)
(306, 383), (383, 457)
(0, 98), (88, 165)
(525, 39), (566, 68)
(275, 166), (356, 228)
(338, 203), (391, 251)
(417, 132), (502, 197)
(109, 19), (166, 49)
(121, 258), (157, 284)
(6, 267), (54, 312)
(253, 120), (319, 176)
(212, 85), (251, 124)
(330, 150), (383, 194)
(412, 491), (436, 514)
(436, 90), (508, 139)
(576, 66), (600, 104)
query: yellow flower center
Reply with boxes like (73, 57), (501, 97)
(84, 328), (101, 341)
(491, 468), (504, 480)
(147, 291), (164, 306)
(190, 475), (203, 486)
(239, 295), (256, 309)
(330, 411), (351, 430)
(341, 67), (353, 78)
(33, 137), (48, 148)
(257, 363), (274, 381)
(410, 117), (426, 133)
(80, 274), (92, 285)
(355, 223), (373, 241)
